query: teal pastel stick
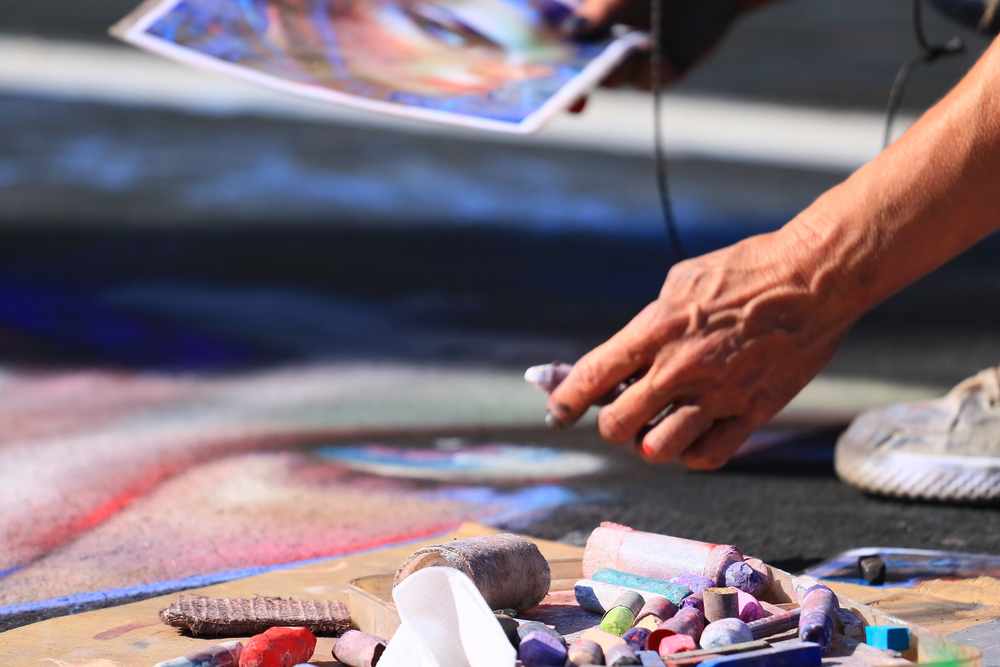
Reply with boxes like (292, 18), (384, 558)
(865, 626), (910, 651)
(699, 641), (822, 667)
(593, 569), (692, 606)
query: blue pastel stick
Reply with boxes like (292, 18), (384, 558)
(594, 568), (692, 606)
(865, 626), (910, 651)
(698, 641), (822, 667)
(637, 650), (668, 666)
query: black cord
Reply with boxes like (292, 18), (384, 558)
(884, 0), (964, 148)
(650, 0), (688, 262)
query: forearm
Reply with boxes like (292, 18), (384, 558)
(779, 37), (1000, 323)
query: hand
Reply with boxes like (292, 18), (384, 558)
(546, 227), (856, 469)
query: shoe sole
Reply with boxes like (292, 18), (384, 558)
(836, 435), (1000, 502)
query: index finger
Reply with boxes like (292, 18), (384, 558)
(546, 336), (649, 427)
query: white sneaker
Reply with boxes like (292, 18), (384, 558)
(835, 366), (1000, 501)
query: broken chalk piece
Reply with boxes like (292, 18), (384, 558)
(241, 627), (316, 667)
(648, 608), (705, 653)
(747, 608), (800, 640)
(594, 568), (692, 606)
(517, 621), (567, 647)
(865, 626), (911, 651)
(494, 613), (521, 648)
(736, 591), (764, 623)
(602, 591), (646, 636)
(636, 596), (679, 631)
(703, 588), (740, 623)
(519, 630), (568, 667)
(582, 627), (629, 653)
(333, 630), (387, 667)
(567, 638), (604, 666)
(394, 534), (550, 613)
(858, 556), (887, 586)
(739, 559), (772, 597)
(700, 618), (753, 649)
(607, 642), (643, 666)
(624, 627), (653, 652)
(576, 579), (647, 615)
(698, 641), (822, 667)
(837, 609), (865, 641)
(154, 641), (244, 667)
(656, 634), (698, 657)
(798, 585), (839, 653)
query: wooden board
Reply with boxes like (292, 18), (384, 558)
(0, 523), (582, 667)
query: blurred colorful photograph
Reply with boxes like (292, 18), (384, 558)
(113, 0), (646, 131)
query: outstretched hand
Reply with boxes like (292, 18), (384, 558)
(546, 228), (855, 469)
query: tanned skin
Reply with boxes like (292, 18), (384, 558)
(549, 2), (1000, 470)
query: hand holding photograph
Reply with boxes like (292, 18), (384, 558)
(111, 0), (647, 132)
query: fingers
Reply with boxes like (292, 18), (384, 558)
(546, 341), (649, 428)
(596, 375), (673, 444)
(637, 404), (713, 463)
(679, 417), (756, 470)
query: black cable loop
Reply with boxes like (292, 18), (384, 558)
(650, 0), (688, 262)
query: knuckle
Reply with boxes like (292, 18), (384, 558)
(598, 409), (633, 444)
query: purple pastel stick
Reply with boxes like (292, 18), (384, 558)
(519, 630), (568, 667)
(623, 627), (652, 652)
(747, 608), (801, 640)
(670, 574), (716, 594)
(523, 363), (629, 406)
(798, 586), (839, 653)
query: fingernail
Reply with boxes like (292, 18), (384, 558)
(545, 410), (565, 429)
(641, 441), (654, 457)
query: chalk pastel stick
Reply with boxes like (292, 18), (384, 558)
(703, 588), (740, 623)
(582, 627), (628, 653)
(737, 591), (765, 623)
(524, 362), (628, 406)
(624, 627), (653, 652)
(242, 627), (316, 667)
(567, 638), (604, 667)
(657, 634), (698, 657)
(584, 524), (765, 595)
(747, 609), (801, 640)
(593, 568), (692, 606)
(607, 642), (643, 666)
(837, 608), (864, 641)
(697, 641), (822, 667)
(332, 630), (387, 667)
(577, 579), (661, 615)
(741, 559), (772, 595)
(517, 621), (567, 647)
(394, 534), (550, 613)
(636, 596), (679, 631)
(647, 609), (705, 653)
(865, 626), (910, 651)
(603, 591), (647, 636)
(153, 641), (243, 667)
(520, 630), (569, 667)
(700, 618), (754, 649)
(798, 585), (838, 653)
(670, 575), (717, 594)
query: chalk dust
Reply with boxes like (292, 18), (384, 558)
(915, 577), (1000, 606)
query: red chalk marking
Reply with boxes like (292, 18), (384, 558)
(240, 626), (316, 667)
(92, 620), (159, 640)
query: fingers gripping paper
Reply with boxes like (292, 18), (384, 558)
(380, 567), (516, 667)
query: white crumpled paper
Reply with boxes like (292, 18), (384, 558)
(379, 566), (516, 667)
